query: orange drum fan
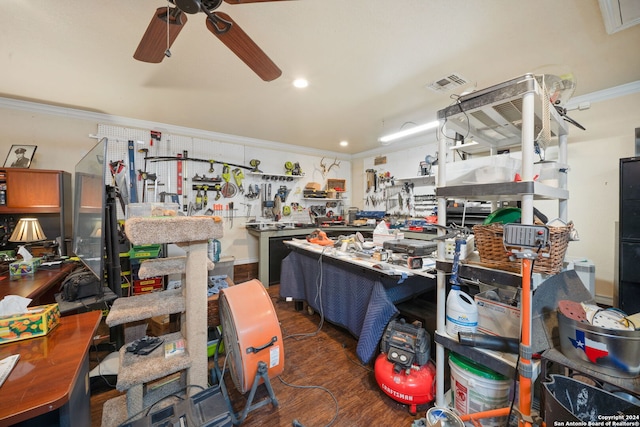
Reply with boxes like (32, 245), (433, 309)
(212, 279), (284, 425)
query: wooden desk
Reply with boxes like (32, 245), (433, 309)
(0, 310), (101, 426)
(0, 262), (76, 305)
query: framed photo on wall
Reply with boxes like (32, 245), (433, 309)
(4, 145), (37, 168)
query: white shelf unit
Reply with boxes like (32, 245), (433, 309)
(433, 74), (570, 413)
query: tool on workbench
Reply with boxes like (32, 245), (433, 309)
(306, 229), (335, 246)
(232, 168), (245, 193)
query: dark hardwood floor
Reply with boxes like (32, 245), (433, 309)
(89, 284), (429, 426)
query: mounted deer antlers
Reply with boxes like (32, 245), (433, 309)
(320, 157), (340, 177)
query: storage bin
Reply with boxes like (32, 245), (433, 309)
(472, 223), (572, 274)
(446, 154), (521, 186)
(557, 310), (640, 377)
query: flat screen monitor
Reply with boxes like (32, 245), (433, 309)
(72, 137), (107, 284)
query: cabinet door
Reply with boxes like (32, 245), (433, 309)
(6, 170), (61, 209)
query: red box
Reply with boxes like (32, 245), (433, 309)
(133, 277), (163, 294)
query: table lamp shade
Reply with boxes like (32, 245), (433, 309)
(9, 218), (47, 243)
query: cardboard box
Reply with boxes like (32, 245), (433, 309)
(474, 287), (520, 339)
(326, 179), (346, 192)
(9, 257), (41, 277)
(0, 303), (60, 345)
(149, 314), (178, 337)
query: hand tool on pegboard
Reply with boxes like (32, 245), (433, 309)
(128, 141), (138, 203)
(232, 168), (245, 193)
(182, 150), (190, 212)
(194, 185), (204, 211)
(137, 148), (150, 201)
(109, 160), (129, 210)
(221, 164), (237, 198)
(150, 130), (161, 147)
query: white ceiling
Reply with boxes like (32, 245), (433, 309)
(2, 0), (639, 155)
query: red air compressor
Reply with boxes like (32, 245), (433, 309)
(374, 318), (435, 415)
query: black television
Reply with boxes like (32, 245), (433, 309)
(72, 137), (122, 296)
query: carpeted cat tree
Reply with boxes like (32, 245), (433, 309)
(101, 215), (223, 427)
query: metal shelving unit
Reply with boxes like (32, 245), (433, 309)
(433, 74), (570, 415)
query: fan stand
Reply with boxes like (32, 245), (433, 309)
(211, 351), (279, 426)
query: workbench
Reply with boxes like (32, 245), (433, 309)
(280, 239), (436, 363)
(247, 225), (435, 286)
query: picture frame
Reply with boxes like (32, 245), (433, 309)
(3, 145), (37, 168)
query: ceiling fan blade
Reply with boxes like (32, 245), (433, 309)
(206, 11), (282, 81)
(223, 0), (292, 4)
(134, 7), (188, 63)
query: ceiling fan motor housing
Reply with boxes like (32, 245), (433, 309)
(174, 0), (223, 14)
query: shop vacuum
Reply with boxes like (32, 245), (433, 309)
(374, 318), (435, 414)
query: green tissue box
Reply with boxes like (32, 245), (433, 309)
(9, 257), (42, 276)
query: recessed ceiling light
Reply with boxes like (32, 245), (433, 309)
(339, 140), (348, 147)
(293, 78), (309, 88)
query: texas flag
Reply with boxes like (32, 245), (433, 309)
(568, 329), (609, 363)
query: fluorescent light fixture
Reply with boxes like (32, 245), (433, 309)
(379, 120), (438, 145)
(449, 140), (479, 150)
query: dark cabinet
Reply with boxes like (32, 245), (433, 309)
(619, 157), (640, 314)
(0, 168), (72, 255)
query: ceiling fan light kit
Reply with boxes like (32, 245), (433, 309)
(134, 0), (287, 81)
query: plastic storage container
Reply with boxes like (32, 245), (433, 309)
(449, 352), (512, 426)
(446, 285), (478, 337)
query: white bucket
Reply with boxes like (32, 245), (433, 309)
(446, 286), (478, 337)
(449, 353), (512, 427)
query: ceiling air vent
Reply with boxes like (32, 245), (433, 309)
(426, 73), (469, 93)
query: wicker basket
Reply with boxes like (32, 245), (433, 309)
(472, 223), (572, 274)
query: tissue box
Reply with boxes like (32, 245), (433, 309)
(0, 303), (61, 345)
(9, 257), (42, 276)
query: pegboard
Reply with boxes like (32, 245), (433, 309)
(97, 124), (257, 219)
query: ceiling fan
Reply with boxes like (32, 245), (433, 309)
(133, 0), (290, 81)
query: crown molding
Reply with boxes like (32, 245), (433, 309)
(565, 80), (640, 110)
(0, 96), (351, 160)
